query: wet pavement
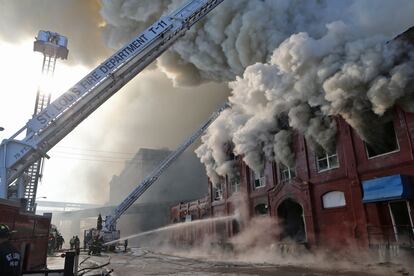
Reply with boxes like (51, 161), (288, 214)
(75, 248), (412, 276)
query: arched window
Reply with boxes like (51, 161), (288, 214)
(322, 191), (346, 208)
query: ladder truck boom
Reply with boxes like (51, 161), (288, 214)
(104, 102), (230, 232)
(0, 0), (225, 198)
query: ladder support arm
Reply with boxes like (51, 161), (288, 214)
(104, 102), (230, 231)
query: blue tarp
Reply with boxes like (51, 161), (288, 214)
(362, 174), (413, 203)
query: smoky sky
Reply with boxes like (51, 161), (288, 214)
(0, 0), (229, 203)
(41, 70), (228, 203)
(0, 0), (109, 66)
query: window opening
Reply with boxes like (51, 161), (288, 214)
(280, 163), (296, 182)
(365, 119), (399, 158)
(213, 183), (223, 201)
(388, 201), (414, 246)
(316, 150), (339, 172)
(254, 204), (268, 216)
(252, 169), (265, 189)
(230, 176), (240, 193)
(322, 191), (346, 208)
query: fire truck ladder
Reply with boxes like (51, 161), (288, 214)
(104, 102), (230, 232)
(23, 54), (58, 212)
(0, 0), (225, 199)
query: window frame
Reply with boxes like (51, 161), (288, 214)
(252, 169), (266, 190)
(322, 191), (346, 209)
(213, 183), (223, 201)
(364, 120), (400, 159)
(279, 163), (296, 182)
(229, 176), (241, 193)
(316, 151), (339, 172)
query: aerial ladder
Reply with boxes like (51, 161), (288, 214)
(0, 0), (225, 201)
(99, 102), (229, 244)
(18, 31), (69, 212)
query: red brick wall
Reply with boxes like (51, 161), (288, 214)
(171, 108), (414, 250)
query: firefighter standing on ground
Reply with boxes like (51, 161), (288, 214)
(0, 224), (21, 276)
(124, 239), (128, 252)
(74, 235), (80, 255)
(70, 236), (75, 250)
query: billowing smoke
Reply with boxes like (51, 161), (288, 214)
(196, 3), (413, 178)
(100, 0), (351, 86)
(199, 23), (414, 177)
(100, 0), (414, 182)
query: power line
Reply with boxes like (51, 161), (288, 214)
(51, 154), (169, 164)
(52, 155), (138, 164)
(50, 148), (174, 162)
(54, 145), (148, 155)
(51, 150), (135, 159)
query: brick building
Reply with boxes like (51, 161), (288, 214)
(171, 28), (414, 250)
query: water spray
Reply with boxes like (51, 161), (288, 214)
(104, 214), (237, 246)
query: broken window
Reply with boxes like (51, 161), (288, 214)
(279, 163), (296, 182)
(229, 176), (240, 193)
(364, 117), (399, 158)
(252, 169), (265, 189)
(213, 183), (223, 201)
(316, 150), (339, 172)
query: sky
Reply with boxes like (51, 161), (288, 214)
(0, 0), (228, 204)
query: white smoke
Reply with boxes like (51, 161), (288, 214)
(200, 22), (414, 174)
(100, 0), (414, 178)
(100, 0), (352, 86)
(195, 108), (246, 184)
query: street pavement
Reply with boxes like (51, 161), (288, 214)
(75, 248), (412, 276)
